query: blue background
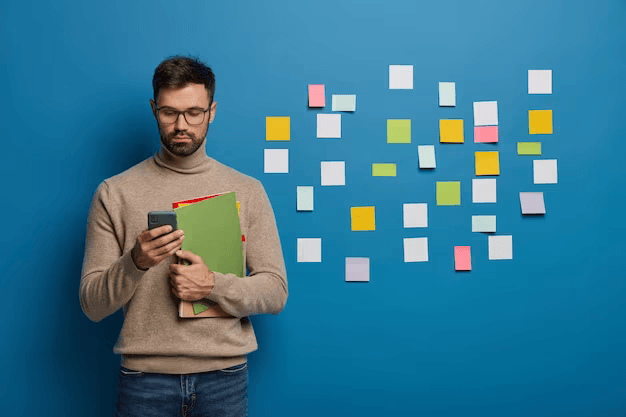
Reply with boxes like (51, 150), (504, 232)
(2, 0), (625, 416)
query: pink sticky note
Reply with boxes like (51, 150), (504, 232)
(474, 126), (498, 143)
(308, 84), (325, 107)
(454, 246), (472, 271)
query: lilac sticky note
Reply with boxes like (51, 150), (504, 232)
(346, 257), (370, 282)
(474, 126), (498, 143)
(520, 192), (546, 214)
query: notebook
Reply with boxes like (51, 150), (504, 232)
(172, 191), (244, 318)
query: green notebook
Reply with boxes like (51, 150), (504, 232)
(173, 191), (244, 317)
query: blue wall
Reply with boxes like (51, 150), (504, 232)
(2, 1), (626, 415)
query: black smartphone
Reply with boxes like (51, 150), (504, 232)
(148, 211), (186, 265)
(148, 211), (177, 233)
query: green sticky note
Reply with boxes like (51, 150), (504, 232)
(297, 186), (314, 211)
(387, 119), (411, 143)
(437, 181), (461, 205)
(372, 164), (396, 176)
(518, 142), (541, 155)
(193, 302), (209, 315)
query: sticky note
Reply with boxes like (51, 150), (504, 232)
(297, 238), (321, 262)
(321, 161), (345, 186)
(387, 119), (411, 143)
(264, 149), (288, 173)
(389, 65), (413, 89)
(472, 215), (496, 233)
(488, 235), (513, 260)
(317, 113), (341, 138)
(308, 84), (325, 107)
(332, 95), (356, 112)
(418, 145), (436, 168)
(529, 110), (552, 134)
(436, 181), (461, 206)
(472, 178), (496, 203)
(473, 101), (498, 126)
(346, 258), (370, 282)
(372, 164), (396, 176)
(518, 142), (541, 155)
(475, 151), (500, 176)
(403, 203), (427, 228)
(439, 82), (456, 106)
(474, 126), (498, 143)
(454, 246), (471, 271)
(266, 117), (290, 141)
(404, 237), (428, 262)
(297, 186), (314, 211)
(440, 119), (464, 143)
(528, 70), (552, 94)
(520, 192), (546, 214)
(351, 206), (375, 231)
(533, 159), (558, 184)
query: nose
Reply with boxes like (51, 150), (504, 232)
(174, 112), (189, 130)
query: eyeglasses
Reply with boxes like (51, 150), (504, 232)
(156, 106), (210, 125)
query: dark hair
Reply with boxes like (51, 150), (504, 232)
(152, 55), (215, 106)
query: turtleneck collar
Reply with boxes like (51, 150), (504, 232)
(153, 141), (213, 174)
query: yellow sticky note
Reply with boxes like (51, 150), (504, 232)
(266, 117), (290, 141)
(372, 164), (396, 176)
(475, 151), (500, 176)
(387, 119), (411, 143)
(436, 182), (461, 206)
(351, 206), (375, 231)
(440, 119), (464, 143)
(528, 110), (552, 134)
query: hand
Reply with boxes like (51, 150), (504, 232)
(131, 225), (185, 270)
(169, 250), (215, 301)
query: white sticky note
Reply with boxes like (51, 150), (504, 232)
(439, 82), (456, 106)
(297, 238), (321, 262)
(533, 159), (558, 184)
(403, 203), (428, 228)
(488, 235), (513, 260)
(520, 192), (546, 214)
(418, 145), (436, 168)
(264, 149), (288, 173)
(332, 95), (356, 112)
(297, 186), (313, 211)
(472, 178), (497, 203)
(404, 237), (428, 262)
(529, 70), (552, 94)
(317, 113), (341, 138)
(389, 65), (413, 89)
(473, 101), (499, 126)
(321, 161), (345, 186)
(346, 257), (370, 282)
(472, 215), (496, 233)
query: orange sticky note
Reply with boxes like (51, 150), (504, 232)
(308, 84), (325, 107)
(440, 119), (464, 143)
(454, 246), (471, 271)
(474, 126), (498, 143)
(475, 151), (500, 176)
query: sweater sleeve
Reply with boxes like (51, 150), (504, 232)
(206, 180), (288, 317)
(79, 181), (147, 322)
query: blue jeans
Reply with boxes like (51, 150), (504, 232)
(115, 362), (248, 417)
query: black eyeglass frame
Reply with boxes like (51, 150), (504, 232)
(155, 104), (212, 125)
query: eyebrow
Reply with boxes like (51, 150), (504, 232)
(159, 106), (205, 111)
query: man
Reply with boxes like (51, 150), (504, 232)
(79, 55), (288, 417)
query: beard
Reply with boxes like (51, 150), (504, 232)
(159, 123), (208, 157)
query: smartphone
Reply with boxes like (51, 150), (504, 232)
(148, 211), (186, 265)
(148, 211), (177, 233)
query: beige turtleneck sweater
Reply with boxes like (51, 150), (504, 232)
(79, 144), (288, 374)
